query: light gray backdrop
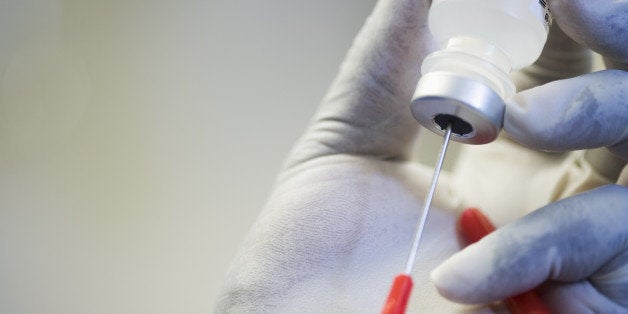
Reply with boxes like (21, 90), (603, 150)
(0, 1), (450, 313)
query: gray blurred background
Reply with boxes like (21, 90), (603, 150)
(0, 1), (447, 313)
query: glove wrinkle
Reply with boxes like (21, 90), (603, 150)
(548, 151), (613, 203)
(618, 165), (628, 186)
(584, 148), (626, 183)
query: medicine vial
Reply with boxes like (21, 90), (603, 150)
(411, 0), (551, 144)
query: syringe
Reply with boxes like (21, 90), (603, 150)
(381, 125), (452, 314)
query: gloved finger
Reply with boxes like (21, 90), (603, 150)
(286, 0), (437, 167)
(504, 70), (628, 160)
(550, 0), (628, 65)
(511, 23), (592, 92)
(430, 184), (628, 305)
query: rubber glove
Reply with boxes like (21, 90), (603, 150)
(432, 1), (628, 312)
(215, 0), (473, 312)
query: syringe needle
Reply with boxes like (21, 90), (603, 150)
(404, 125), (453, 274)
(381, 125), (453, 314)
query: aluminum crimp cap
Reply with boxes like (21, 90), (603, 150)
(411, 72), (505, 144)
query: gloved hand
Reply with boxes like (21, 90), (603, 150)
(216, 1), (471, 312)
(432, 185), (628, 313)
(432, 1), (628, 313)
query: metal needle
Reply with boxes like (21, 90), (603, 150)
(404, 125), (453, 274)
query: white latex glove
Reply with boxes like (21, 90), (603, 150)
(432, 1), (628, 313)
(216, 1), (473, 312)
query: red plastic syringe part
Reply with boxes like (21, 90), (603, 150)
(381, 274), (413, 314)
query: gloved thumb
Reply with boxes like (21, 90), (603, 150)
(430, 185), (628, 309)
(504, 70), (628, 160)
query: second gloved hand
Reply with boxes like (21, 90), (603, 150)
(215, 0), (472, 312)
(432, 185), (628, 313)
